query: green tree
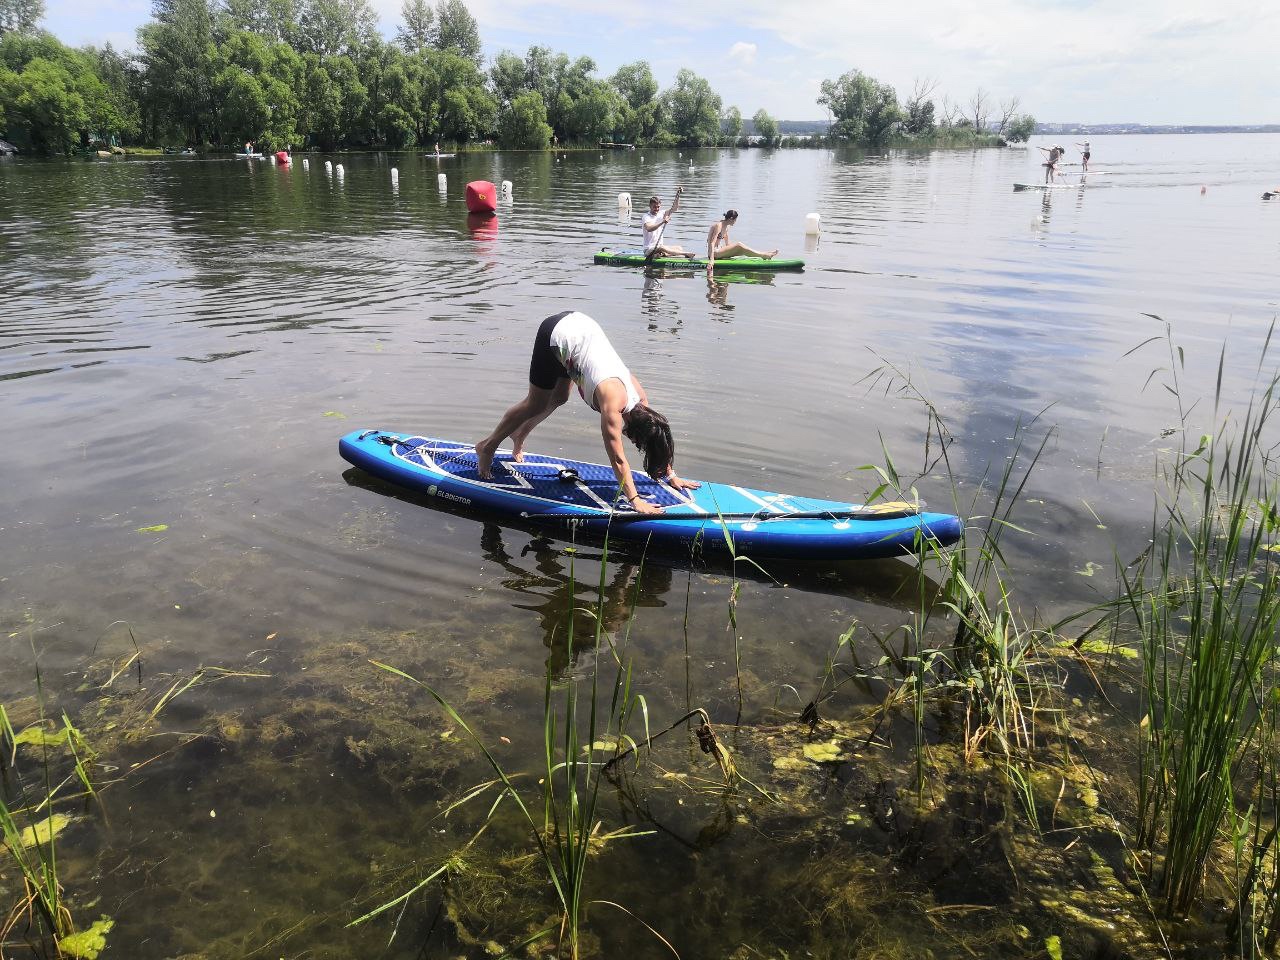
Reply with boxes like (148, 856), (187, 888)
(139, 0), (218, 143)
(722, 104), (741, 142)
(433, 0), (480, 67)
(817, 69), (901, 145)
(4, 56), (85, 152)
(299, 50), (363, 146)
(752, 107), (777, 145)
(660, 68), (720, 147)
(488, 49), (523, 105)
(218, 68), (269, 141)
(496, 87), (548, 148)
(396, 0), (433, 52)
(0, 0), (45, 35)
(213, 31), (302, 147)
(421, 47), (491, 142)
(565, 78), (616, 143)
(295, 0), (376, 57)
(608, 60), (655, 110)
(1005, 113), (1035, 143)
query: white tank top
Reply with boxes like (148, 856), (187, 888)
(550, 312), (641, 413)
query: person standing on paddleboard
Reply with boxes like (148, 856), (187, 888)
(705, 209), (777, 274)
(642, 189), (695, 259)
(1076, 140), (1091, 172)
(474, 311), (700, 515)
(1038, 144), (1064, 183)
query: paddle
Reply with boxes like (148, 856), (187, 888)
(519, 502), (925, 523)
(644, 186), (682, 263)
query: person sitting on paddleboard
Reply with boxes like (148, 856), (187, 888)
(1038, 144), (1064, 183)
(474, 311), (700, 515)
(1076, 140), (1091, 172)
(705, 209), (777, 274)
(642, 189), (695, 260)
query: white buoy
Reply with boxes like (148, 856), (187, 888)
(599, 154), (603, 159)
(335, 163), (345, 179)
(640, 156), (644, 163)
(689, 159), (694, 168)
(391, 167), (398, 184)
(324, 160), (332, 176)
(437, 173), (447, 190)
(501, 180), (513, 202)
(617, 192), (631, 209)
(804, 212), (821, 235)
(302, 158), (309, 170)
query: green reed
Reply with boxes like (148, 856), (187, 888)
(363, 529), (656, 959)
(1122, 334), (1280, 920)
(1, 643), (106, 957)
(859, 359), (1057, 792)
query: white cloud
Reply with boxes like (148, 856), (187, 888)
(728, 41), (757, 65)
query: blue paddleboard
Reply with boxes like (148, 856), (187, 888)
(339, 430), (963, 561)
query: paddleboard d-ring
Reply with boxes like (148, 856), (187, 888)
(557, 467), (581, 483)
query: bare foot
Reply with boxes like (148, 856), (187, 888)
(511, 444), (526, 463)
(474, 437), (497, 479)
(765, 249), (778, 259)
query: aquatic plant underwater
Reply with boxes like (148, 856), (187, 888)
(8, 328), (1280, 958)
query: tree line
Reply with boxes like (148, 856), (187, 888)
(0, 0), (1033, 154)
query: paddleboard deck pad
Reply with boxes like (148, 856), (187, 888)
(594, 248), (805, 271)
(339, 429), (962, 560)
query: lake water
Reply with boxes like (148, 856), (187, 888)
(2, 134), (1279, 958)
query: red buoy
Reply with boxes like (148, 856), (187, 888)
(275, 151), (290, 165)
(465, 180), (497, 214)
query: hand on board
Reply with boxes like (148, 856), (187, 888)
(668, 473), (702, 492)
(632, 498), (664, 515)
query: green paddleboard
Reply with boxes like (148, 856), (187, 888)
(593, 248), (805, 271)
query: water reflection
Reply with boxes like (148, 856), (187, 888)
(479, 521), (672, 674)
(343, 466), (942, 612)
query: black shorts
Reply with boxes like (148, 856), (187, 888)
(529, 311), (573, 389)
(1083, 152), (1091, 161)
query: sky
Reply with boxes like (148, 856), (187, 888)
(42, 0), (1280, 125)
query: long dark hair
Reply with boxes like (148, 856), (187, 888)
(622, 404), (675, 479)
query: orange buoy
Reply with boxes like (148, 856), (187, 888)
(466, 180), (497, 214)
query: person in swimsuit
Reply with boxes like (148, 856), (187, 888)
(1076, 140), (1091, 172)
(705, 210), (776, 274)
(642, 189), (694, 259)
(1038, 144), (1064, 183)
(474, 311), (700, 515)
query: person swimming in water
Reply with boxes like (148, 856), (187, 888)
(474, 310), (700, 514)
(705, 210), (777, 273)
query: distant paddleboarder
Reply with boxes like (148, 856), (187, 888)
(1076, 139), (1092, 172)
(642, 189), (695, 259)
(706, 210), (777, 273)
(1038, 144), (1064, 183)
(474, 311), (700, 514)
